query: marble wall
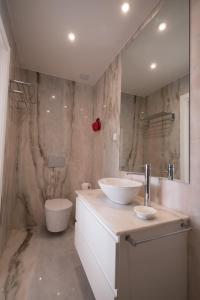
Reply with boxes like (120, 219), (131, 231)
(0, 2), (121, 238)
(10, 55), (121, 227)
(92, 55), (121, 187)
(12, 71), (94, 228)
(120, 93), (145, 172)
(0, 0), (22, 256)
(12, 55), (121, 227)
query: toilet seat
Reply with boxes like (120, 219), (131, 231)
(45, 199), (72, 211)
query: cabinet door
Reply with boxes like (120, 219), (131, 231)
(76, 198), (118, 290)
(75, 224), (117, 300)
(118, 229), (187, 300)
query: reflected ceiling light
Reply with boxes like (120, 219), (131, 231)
(158, 22), (167, 32)
(150, 63), (157, 70)
(68, 32), (76, 42)
(121, 2), (130, 14)
(64, 105), (68, 109)
(51, 95), (56, 99)
(46, 109), (50, 113)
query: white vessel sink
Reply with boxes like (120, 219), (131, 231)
(98, 178), (143, 205)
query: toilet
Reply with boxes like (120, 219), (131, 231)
(45, 199), (73, 232)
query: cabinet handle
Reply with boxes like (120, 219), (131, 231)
(125, 223), (192, 247)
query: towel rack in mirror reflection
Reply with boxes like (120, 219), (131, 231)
(140, 111), (175, 121)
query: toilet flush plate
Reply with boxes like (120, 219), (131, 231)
(47, 155), (65, 168)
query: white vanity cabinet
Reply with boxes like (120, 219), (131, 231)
(75, 190), (189, 300)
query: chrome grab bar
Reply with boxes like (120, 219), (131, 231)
(125, 223), (192, 247)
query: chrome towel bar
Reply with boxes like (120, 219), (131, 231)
(125, 223), (192, 247)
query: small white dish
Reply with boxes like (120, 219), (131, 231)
(134, 205), (157, 220)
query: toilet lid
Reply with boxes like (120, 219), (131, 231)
(45, 199), (72, 211)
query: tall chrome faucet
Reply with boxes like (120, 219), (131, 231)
(168, 163), (175, 180)
(144, 164), (151, 206)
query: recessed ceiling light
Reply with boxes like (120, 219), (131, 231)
(51, 95), (56, 99)
(121, 2), (130, 14)
(158, 22), (167, 32)
(64, 105), (68, 109)
(68, 32), (76, 42)
(150, 63), (157, 70)
(46, 109), (50, 113)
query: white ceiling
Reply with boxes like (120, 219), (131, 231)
(122, 0), (189, 97)
(6, 0), (159, 85)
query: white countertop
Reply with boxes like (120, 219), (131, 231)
(76, 189), (189, 236)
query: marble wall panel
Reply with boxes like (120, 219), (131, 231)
(0, 0), (22, 256)
(120, 93), (145, 172)
(92, 55), (121, 187)
(12, 71), (93, 228)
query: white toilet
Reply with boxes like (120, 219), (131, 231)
(45, 199), (73, 232)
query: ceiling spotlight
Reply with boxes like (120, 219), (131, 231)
(158, 22), (167, 32)
(68, 32), (76, 42)
(46, 109), (50, 113)
(150, 63), (157, 70)
(121, 2), (130, 14)
(64, 105), (68, 109)
(51, 95), (56, 99)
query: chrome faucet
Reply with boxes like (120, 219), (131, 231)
(168, 163), (175, 180)
(144, 164), (151, 206)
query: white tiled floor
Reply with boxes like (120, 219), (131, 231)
(0, 226), (94, 300)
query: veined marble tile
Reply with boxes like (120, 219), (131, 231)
(120, 93), (145, 172)
(12, 72), (94, 228)
(92, 55), (121, 187)
(0, 0), (24, 256)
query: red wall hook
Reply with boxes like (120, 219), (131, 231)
(92, 118), (101, 132)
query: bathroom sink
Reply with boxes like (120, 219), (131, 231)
(98, 178), (143, 205)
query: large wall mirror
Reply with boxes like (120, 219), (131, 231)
(120, 0), (190, 182)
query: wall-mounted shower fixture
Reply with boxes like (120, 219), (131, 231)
(10, 79), (37, 112)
